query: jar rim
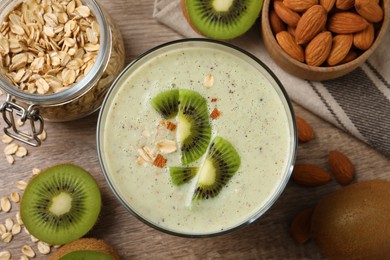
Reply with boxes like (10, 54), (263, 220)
(0, 0), (112, 106)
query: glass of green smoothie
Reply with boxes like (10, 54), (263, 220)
(97, 39), (297, 237)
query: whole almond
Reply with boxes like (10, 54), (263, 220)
(353, 23), (374, 50)
(320, 0), (336, 12)
(328, 150), (355, 185)
(276, 31), (305, 62)
(290, 208), (314, 244)
(355, 0), (383, 23)
(336, 0), (355, 10)
(327, 34), (353, 66)
(270, 10), (286, 34)
(274, 1), (301, 27)
(328, 12), (369, 34)
(295, 5), (327, 45)
(339, 51), (358, 64)
(283, 0), (318, 12)
(293, 164), (331, 187)
(296, 116), (315, 142)
(305, 31), (333, 66)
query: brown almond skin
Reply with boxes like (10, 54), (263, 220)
(311, 180), (390, 259)
(270, 10), (286, 34)
(339, 50), (358, 64)
(355, 0), (384, 23)
(354, 23), (375, 50)
(328, 150), (355, 185)
(283, 0), (318, 12)
(296, 115), (315, 142)
(335, 0), (355, 10)
(290, 208), (314, 244)
(292, 164), (331, 187)
(327, 34), (353, 66)
(295, 5), (327, 45)
(274, 1), (301, 27)
(305, 31), (333, 66)
(320, 0), (336, 12)
(328, 12), (369, 34)
(276, 31), (305, 62)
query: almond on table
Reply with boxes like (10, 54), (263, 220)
(328, 150), (355, 185)
(293, 164), (331, 187)
(295, 116), (315, 142)
(290, 208), (314, 244)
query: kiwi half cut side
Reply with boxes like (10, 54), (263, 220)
(178, 89), (212, 165)
(151, 89), (179, 119)
(49, 238), (120, 260)
(169, 166), (199, 186)
(192, 136), (241, 200)
(21, 164), (101, 245)
(182, 0), (263, 39)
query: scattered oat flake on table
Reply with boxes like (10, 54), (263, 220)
(210, 108), (222, 120)
(6, 155), (14, 165)
(32, 168), (41, 176)
(0, 251), (11, 260)
(30, 234), (39, 243)
(15, 146), (28, 157)
(1, 232), (12, 243)
(10, 191), (20, 203)
(16, 180), (27, 190)
(0, 224), (6, 235)
(1, 135), (13, 144)
(1, 197), (11, 212)
(5, 218), (13, 231)
(37, 241), (51, 255)
(38, 130), (47, 141)
(16, 212), (23, 225)
(153, 154), (167, 168)
(20, 255), (29, 260)
(21, 245), (35, 258)
(4, 143), (19, 155)
(11, 223), (21, 235)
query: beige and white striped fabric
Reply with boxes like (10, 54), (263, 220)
(153, 0), (390, 157)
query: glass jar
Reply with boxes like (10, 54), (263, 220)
(0, 0), (125, 146)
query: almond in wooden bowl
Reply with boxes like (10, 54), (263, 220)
(261, 0), (389, 81)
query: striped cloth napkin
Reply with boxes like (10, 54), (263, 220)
(153, 0), (390, 158)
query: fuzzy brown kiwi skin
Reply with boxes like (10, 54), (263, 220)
(49, 238), (120, 260)
(181, 0), (204, 37)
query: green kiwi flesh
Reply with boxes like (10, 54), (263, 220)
(178, 89), (212, 165)
(193, 136), (241, 200)
(151, 89), (179, 119)
(183, 0), (263, 39)
(169, 166), (199, 185)
(20, 164), (101, 245)
(59, 251), (115, 260)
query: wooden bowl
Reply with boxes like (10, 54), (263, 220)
(261, 0), (390, 81)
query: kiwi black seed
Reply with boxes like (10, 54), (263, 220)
(192, 136), (241, 200)
(182, 0), (263, 39)
(20, 164), (101, 245)
(151, 89), (179, 119)
(169, 166), (199, 186)
(178, 89), (212, 165)
(49, 238), (120, 260)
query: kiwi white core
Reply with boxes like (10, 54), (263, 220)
(49, 192), (73, 216)
(177, 114), (191, 143)
(197, 159), (216, 186)
(212, 0), (234, 12)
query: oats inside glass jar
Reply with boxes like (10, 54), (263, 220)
(0, 0), (100, 94)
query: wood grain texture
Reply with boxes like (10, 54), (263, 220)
(0, 0), (389, 259)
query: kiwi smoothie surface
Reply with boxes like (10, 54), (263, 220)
(100, 41), (295, 236)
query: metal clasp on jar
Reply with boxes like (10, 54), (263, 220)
(0, 95), (44, 147)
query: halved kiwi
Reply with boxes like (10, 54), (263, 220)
(192, 136), (241, 200)
(150, 89), (179, 119)
(181, 0), (263, 39)
(178, 89), (212, 165)
(49, 238), (120, 260)
(20, 164), (101, 245)
(169, 166), (199, 185)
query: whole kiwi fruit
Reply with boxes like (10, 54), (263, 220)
(311, 180), (390, 259)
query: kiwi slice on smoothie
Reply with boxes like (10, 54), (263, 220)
(193, 136), (240, 200)
(20, 164), (101, 245)
(49, 238), (120, 260)
(169, 166), (199, 185)
(178, 89), (212, 165)
(151, 89), (179, 119)
(181, 0), (263, 39)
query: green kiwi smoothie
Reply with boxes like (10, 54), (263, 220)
(99, 41), (295, 236)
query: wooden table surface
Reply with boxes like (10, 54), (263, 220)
(1, 0), (390, 259)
